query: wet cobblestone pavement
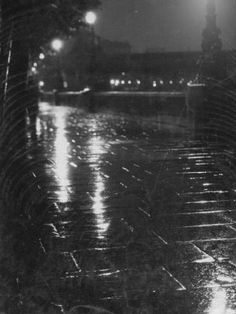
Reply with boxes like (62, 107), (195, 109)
(3, 102), (236, 313)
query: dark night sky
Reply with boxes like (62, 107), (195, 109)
(96, 0), (236, 52)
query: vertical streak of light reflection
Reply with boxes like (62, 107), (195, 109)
(88, 122), (110, 240)
(36, 116), (41, 137)
(208, 287), (234, 314)
(92, 172), (110, 239)
(54, 111), (71, 203)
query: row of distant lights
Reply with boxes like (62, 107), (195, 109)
(110, 79), (141, 87)
(31, 53), (46, 74)
(110, 78), (185, 87)
(32, 53), (46, 87)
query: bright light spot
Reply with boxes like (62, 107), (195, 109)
(39, 53), (45, 60)
(121, 80), (125, 84)
(110, 79), (115, 85)
(33, 62), (37, 67)
(128, 80), (132, 85)
(122, 72), (125, 75)
(207, 288), (234, 314)
(63, 81), (68, 88)
(39, 81), (44, 87)
(153, 81), (157, 87)
(54, 111), (70, 202)
(51, 39), (63, 52)
(160, 80), (164, 85)
(89, 136), (106, 157)
(115, 79), (120, 86)
(85, 11), (97, 25)
(92, 173), (110, 239)
(83, 87), (90, 92)
(31, 67), (37, 73)
(217, 275), (234, 284)
(194, 257), (214, 264)
(36, 117), (41, 137)
(169, 80), (173, 84)
(88, 121), (110, 240)
(137, 80), (141, 85)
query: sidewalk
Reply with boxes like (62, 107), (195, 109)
(1, 102), (236, 313)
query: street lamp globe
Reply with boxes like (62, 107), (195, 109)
(51, 39), (63, 52)
(39, 53), (45, 60)
(85, 11), (97, 25)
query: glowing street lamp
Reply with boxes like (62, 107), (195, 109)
(51, 39), (64, 102)
(85, 11), (98, 90)
(51, 38), (63, 52)
(39, 53), (45, 60)
(85, 11), (97, 25)
(84, 11), (97, 38)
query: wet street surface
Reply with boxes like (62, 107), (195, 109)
(2, 102), (236, 313)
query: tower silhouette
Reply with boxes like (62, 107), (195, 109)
(202, 0), (222, 54)
(200, 0), (224, 81)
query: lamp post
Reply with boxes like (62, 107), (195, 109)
(51, 39), (64, 88)
(85, 11), (97, 89)
(51, 39), (64, 105)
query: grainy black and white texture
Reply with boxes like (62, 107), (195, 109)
(1, 1), (236, 314)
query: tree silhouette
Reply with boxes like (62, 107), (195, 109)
(0, 0), (101, 139)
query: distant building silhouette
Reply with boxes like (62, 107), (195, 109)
(99, 38), (131, 55)
(145, 47), (165, 53)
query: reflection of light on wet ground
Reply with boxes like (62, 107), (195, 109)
(92, 172), (110, 239)
(187, 156), (212, 160)
(194, 257), (214, 264)
(54, 111), (70, 202)
(28, 103), (236, 311)
(36, 117), (41, 137)
(217, 275), (234, 284)
(186, 200), (227, 205)
(88, 136), (106, 162)
(184, 190), (227, 195)
(208, 288), (235, 314)
(88, 121), (110, 239)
